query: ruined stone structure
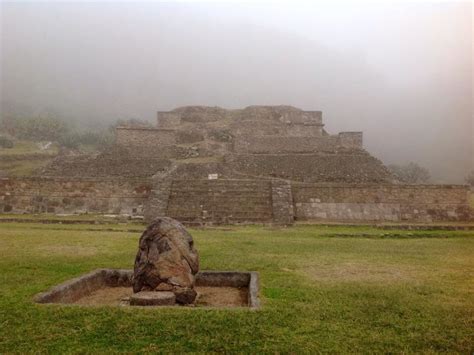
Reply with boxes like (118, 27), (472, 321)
(1, 106), (472, 223)
(110, 106), (384, 183)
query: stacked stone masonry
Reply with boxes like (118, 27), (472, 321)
(115, 127), (176, 147)
(0, 178), (471, 223)
(233, 133), (363, 154)
(165, 179), (274, 224)
(0, 177), (151, 215)
(292, 183), (472, 222)
(227, 153), (391, 183)
(270, 180), (295, 225)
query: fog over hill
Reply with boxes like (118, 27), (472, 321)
(1, 2), (472, 183)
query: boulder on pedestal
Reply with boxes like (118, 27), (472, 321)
(132, 217), (199, 304)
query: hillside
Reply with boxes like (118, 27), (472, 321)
(0, 140), (59, 177)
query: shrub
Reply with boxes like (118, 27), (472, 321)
(388, 162), (431, 184)
(15, 116), (67, 141)
(56, 130), (115, 151)
(57, 132), (81, 149)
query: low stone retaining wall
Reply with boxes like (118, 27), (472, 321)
(0, 178), (471, 223)
(34, 268), (260, 309)
(292, 183), (471, 222)
(233, 133), (362, 154)
(0, 177), (152, 215)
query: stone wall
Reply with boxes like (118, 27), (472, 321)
(157, 111), (182, 128)
(116, 127), (176, 147)
(227, 153), (391, 183)
(42, 149), (171, 178)
(0, 177), (470, 223)
(338, 132), (363, 149)
(270, 180), (295, 225)
(277, 110), (322, 125)
(0, 177), (152, 215)
(286, 124), (324, 137)
(292, 183), (471, 222)
(233, 134), (364, 154)
(165, 179), (274, 224)
(153, 180), (471, 224)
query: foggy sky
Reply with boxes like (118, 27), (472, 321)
(1, 1), (472, 183)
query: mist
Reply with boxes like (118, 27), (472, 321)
(1, 1), (472, 183)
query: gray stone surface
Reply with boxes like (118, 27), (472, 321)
(132, 217), (199, 304)
(271, 180), (294, 225)
(144, 181), (172, 222)
(34, 269), (133, 304)
(129, 291), (175, 306)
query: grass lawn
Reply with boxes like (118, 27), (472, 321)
(0, 140), (58, 176)
(0, 223), (473, 353)
(0, 140), (58, 156)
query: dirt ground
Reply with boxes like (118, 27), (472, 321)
(195, 286), (248, 307)
(74, 286), (248, 307)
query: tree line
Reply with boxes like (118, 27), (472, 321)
(0, 115), (152, 150)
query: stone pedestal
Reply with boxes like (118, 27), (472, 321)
(129, 291), (176, 306)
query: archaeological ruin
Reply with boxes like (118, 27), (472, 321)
(0, 105), (472, 224)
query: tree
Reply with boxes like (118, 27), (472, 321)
(388, 162), (431, 184)
(15, 115), (68, 141)
(465, 171), (474, 187)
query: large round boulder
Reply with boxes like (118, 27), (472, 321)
(132, 217), (199, 304)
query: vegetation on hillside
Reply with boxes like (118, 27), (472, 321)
(0, 115), (152, 176)
(388, 162), (431, 184)
(0, 115), (155, 152)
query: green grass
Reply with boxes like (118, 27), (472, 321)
(0, 140), (58, 156)
(0, 223), (473, 353)
(0, 158), (53, 176)
(0, 140), (58, 176)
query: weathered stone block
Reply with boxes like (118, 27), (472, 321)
(129, 291), (176, 306)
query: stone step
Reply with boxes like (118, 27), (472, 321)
(169, 211), (272, 216)
(169, 189), (271, 195)
(171, 216), (272, 223)
(168, 200), (271, 204)
(168, 207), (272, 213)
(169, 213), (272, 219)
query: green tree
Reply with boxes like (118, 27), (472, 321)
(388, 162), (431, 184)
(16, 116), (68, 141)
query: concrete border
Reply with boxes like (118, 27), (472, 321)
(34, 269), (260, 309)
